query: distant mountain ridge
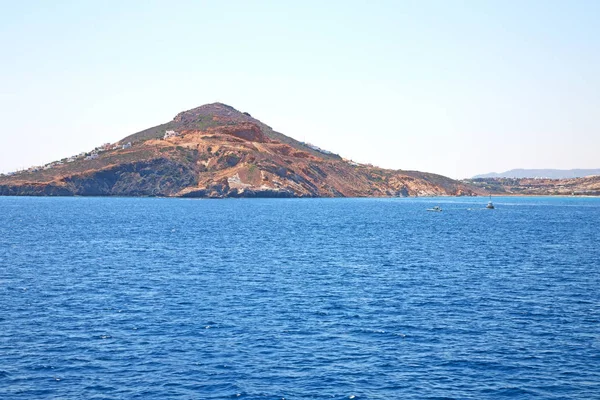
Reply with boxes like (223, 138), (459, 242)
(473, 169), (600, 179)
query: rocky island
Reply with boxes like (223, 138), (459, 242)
(0, 103), (477, 198)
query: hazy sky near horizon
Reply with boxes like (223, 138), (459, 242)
(1, 1), (599, 178)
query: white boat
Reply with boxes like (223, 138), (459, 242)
(486, 195), (495, 209)
(427, 206), (442, 212)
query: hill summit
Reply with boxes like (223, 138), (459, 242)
(0, 103), (476, 197)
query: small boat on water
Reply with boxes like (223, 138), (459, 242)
(486, 195), (495, 209)
(427, 206), (442, 212)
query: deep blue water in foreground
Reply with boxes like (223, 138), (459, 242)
(1, 197), (599, 399)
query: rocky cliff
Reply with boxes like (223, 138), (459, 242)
(0, 103), (477, 198)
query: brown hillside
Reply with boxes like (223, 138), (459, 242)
(0, 104), (477, 198)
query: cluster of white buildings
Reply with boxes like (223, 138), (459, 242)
(69, 143), (115, 162)
(21, 160), (66, 173)
(3, 141), (135, 176)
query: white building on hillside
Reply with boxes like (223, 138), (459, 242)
(164, 130), (179, 139)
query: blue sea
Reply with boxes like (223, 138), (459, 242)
(1, 196), (599, 399)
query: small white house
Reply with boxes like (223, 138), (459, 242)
(163, 130), (179, 139)
(122, 142), (132, 149)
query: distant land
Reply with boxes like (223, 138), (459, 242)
(464, 176), (600, 196)
(0, 103), (476, 198)
(473, 169), (600, 179)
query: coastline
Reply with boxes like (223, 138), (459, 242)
(0, 193), (599, 199)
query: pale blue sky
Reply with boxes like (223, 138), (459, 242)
(1, 0), (598, 178)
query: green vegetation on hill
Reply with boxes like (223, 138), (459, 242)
(120, 122), (174, 144)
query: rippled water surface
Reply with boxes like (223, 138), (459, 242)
(1, 196), (599, 399)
